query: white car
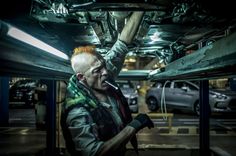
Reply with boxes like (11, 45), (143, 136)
(145, 80), (236, 115)
(116, 80), (139, 113)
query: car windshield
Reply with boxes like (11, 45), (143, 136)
(117, 81), (134, 89)
(153, 81), (171, 88)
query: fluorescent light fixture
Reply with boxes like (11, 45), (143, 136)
(7, 26), (69, 60)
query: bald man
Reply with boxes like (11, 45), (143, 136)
(61, 12), (154, 156)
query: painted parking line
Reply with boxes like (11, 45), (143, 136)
(0, 127), (45, 135)
(1, 126), (235, 136)
(126, 143), (198, 150)
(139, 126), (236, 136)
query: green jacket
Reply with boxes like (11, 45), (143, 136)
(61, 75), (133, 156)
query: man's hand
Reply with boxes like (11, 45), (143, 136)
(128, 113), (154, 132)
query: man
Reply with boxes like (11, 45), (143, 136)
(61, 11), (154, 156)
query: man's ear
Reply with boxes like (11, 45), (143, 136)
(76, 73), (84, 81)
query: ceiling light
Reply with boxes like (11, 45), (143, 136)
(122, 68), (128, 71)
(7, 26), (69, 60)
(150, 31), (163, 42)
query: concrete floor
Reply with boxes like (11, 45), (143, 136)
(0, 131), (200, 156)
(1, 99), (235, 156)
(0, 105), (199, 156)
(0, 126), (233, 156)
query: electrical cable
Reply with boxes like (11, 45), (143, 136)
(160, 80), (170, 120)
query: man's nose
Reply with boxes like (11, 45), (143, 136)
(101, 67), (108, 76)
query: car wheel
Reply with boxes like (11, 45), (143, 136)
(147, 97), (159, 111)
(194, 102), (211, 116)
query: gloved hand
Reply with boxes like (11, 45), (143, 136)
(128, 113), (154, 132)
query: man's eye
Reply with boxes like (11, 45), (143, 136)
(92, 68), (100, 73)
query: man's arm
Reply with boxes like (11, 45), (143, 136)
(67, 107), (136, 156)
(105, 12), (144, 77)
(67, 107), (153, 156)
(119, 11), (144, 45)
(97, 126), (136, 156)
(97, 114), (154, 156)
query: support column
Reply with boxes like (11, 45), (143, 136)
(229, 77), (236, 91)
(199, 80), (210, 156)
(0, 77), (9, 126)
(45, 80), (57, 155)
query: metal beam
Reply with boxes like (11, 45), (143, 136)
(0, 20), (73, 80)
(69, 1), (166, 12)
(150, 31), (236, 81)
(117, 70), (150, 80)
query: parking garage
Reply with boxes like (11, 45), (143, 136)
(1, 1), (236, 156)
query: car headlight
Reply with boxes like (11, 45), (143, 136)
(130, 97), (138, 105)
(27, 90), (35, 95)
(211, 93), (227, 100)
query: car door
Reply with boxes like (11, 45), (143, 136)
(160, 81), (174, 106)
(169, 81), (197, 110)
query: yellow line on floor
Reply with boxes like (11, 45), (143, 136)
(139, 126), (236, 136)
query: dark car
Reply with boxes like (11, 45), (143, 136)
(145, 80), (236, 115)
(9, 79), (45, 108)
(116, 80), (139, 113)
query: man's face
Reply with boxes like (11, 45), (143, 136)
(83, 56), (109, 91)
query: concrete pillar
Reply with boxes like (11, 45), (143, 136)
(0, 77), (9, 126)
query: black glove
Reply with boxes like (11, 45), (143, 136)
(128, 113), (154, 132)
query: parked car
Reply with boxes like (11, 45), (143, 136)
(116, 80), (139, 113)
(9, 79), (45, 108)
(145, 80), (236, 115)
